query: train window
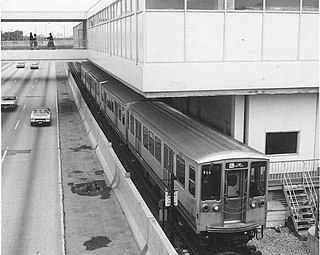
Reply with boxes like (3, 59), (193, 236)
(164, 144), (174, 172)
(155, 136), (161, 163)
(265, 132), (298, 155)
(130, 114), (134, 135)
(143, 126), (149, 149)
(118, 104), (122, 121)
(176, 155), (185, 188)
(201, 164), (221, 201)
(249, 162), (266, 197)
(149, 131), (155, 156)
(122, 107), (125, 125)
(135, 119), (142, 141)
(226, 172), (240, 198)
(189, 166), (196, 197)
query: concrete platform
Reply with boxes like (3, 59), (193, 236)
(55, 62), (140, 254)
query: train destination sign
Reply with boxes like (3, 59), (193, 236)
(226, 162), (248, 169)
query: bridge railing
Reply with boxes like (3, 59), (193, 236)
(1, 39), (87, 50)
(269, 158), (320, 181)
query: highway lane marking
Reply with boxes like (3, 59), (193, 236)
(14, 120), (20, 130)
(1, 147), (9, 162)
(23, 104), (26, 111)
(7, 85), (12, 90)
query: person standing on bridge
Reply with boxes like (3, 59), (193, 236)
(29, 32), (34, 49)
(33, 34), (38, 49)
(46, 33), (54, 49)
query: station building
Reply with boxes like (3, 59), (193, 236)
(74, 0), (319, 164)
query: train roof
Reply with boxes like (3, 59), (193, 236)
(102, 80), (145, 105)
(129, 101), (268, 164)
(81, 61), (99, 72)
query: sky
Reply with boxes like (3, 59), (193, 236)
(1, 0), (100, 37)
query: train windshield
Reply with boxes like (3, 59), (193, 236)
(201, 164), (221, 201)
(249, 161), (267, 197)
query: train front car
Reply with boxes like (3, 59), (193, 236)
(198, 154), (269, 248)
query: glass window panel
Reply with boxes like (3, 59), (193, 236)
(187, 0), (224, 10)
(146, 0), (185, 9)
(143, 126), (149, 149)
(266, 132), (298, 155)
(302, 0), (319, 11)
(266, 0), (300, 11)
(149, 131), (155, 156)
(176, 155), (185, 187)
(201, 164), (221, 200)
(130, 114), (134, 134)
(226, 172), (240, 198)
(250, 161), (266, 197)
(227, 0), (262, 10)
(189, 166), (196, 196)
(155, 136), (161, 163)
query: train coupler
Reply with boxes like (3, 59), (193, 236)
(256, 226), (264, 240)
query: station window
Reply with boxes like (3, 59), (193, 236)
(266, 0), (299, 11)
(201, 164), (221, 201)
(146, 0), (185, 9)
(176, 155), (186, 188)
(130, 114), (134, 135)
(302, 0), (319, 11)
(265, 132), (298, 155)
(143, 126), (149, 149)
(118, 104), (122, 121)
(155, 136), (161, 163)
(149, 131), (155, 156)
(227, 0), (262, 10)
(189, 166), (196, 197)
(187, 0), (225, 10)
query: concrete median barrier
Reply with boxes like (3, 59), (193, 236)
(68, 71), (178, 255)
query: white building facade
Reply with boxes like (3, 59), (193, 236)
(78, 0), (319, 163)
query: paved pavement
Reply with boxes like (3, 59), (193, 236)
(55, 62), (140, 255)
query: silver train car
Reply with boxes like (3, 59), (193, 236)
(77, 61), (269, 247)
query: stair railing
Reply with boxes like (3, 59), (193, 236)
(283, 170), (300, 219)
(302, 161), (318, 219)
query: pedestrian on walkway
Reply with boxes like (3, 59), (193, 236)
(29, 32), (34, 49)
(33, 34), (38, 49)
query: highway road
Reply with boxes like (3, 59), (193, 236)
(1, 62), (64, 255)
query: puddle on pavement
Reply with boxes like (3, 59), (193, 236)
(70, 180), (111, 199)
(83, 236), (111, 251)
(70, 145), (92, 152)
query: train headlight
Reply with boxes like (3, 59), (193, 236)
(202, 204), (209, 212)
(250, 201), (257, 209)
(212, 204), (220, 212)
(259, 200), (265, 207)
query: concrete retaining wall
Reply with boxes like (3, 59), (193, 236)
(67, 71), (177, 255)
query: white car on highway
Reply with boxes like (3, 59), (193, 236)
(30, 108), (51, 126)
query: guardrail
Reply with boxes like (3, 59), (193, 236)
(269, 159), (320, 181)
(1, 39), (87, 50)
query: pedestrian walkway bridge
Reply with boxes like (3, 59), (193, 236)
(1, 40), (87, 61)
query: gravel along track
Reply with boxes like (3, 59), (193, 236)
(248, 227), (310, 255)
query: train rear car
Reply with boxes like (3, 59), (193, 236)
(127, 100), (269, 247)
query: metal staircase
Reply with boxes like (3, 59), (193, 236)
(282, 172), (317, 239)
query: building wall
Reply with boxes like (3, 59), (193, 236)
(246, 93), (319, 161)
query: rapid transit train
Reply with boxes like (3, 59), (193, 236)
(70, 61), (269, 247)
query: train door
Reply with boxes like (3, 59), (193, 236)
(135, 119), (141, 154)
(114, 101), (118, 127)
(223, 168), (248, 222)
